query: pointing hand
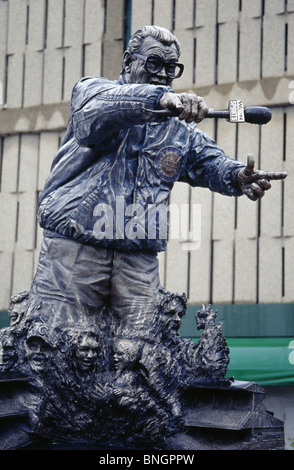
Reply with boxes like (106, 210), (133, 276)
(237, 154), (287, 201)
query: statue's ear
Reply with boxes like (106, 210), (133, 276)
(122, 51), (132, 72)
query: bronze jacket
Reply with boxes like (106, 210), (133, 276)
(37, 76), (245, 252)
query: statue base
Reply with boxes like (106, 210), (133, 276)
(0, 372), (284, 450)
(0, 298), (285, 451)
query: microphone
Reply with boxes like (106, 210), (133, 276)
(148, 100), (272, 125)
(207, 106), (272, 125)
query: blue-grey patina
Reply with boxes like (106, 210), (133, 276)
(37, 75), (245, 253)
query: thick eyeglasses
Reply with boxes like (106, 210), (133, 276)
(132, 53), (184, 79)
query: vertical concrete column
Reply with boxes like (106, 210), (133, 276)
(102, 0), (125, 80)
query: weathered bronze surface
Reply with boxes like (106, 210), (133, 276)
(0, 26), (286, 450)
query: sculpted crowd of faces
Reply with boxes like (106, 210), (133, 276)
(25, 330), (101, 375)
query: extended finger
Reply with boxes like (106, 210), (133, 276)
(245, 169), (288, 182)
(243, 154), (255, 177)
(259, 171), (288, 181)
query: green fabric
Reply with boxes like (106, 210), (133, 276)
(223, 337), (294, 386)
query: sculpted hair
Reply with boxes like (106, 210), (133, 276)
(126, 25), (181, 56)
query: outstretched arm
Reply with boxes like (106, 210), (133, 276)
(71, 77), (174, 146)
(237, 154), (287, 201)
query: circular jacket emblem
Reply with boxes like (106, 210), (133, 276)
(155, 147), (183, 182)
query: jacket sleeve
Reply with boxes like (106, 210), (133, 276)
(181, 127), (246, 197)
(71, 77), (172, 146)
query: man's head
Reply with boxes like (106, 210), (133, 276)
(121, 25), (183, 87)
(9, 290), (29, 326)
(73, 332), (100, 373)
(25, 323), (55, 373)
(113, 337), (140, 372)
(157, 290), (187, 336)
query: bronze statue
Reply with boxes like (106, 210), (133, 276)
(0, 25), (286, 450)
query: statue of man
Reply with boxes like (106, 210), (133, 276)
(31, 25), (286, 334)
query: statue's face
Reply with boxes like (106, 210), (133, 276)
(75, 338), (99, 372)
(162, 299), (185, 335)
(9, 301), (27, 326)
(26, 338), (52, 373)
(0, 336), (17, 367)
(113, 339), (138, 371)
(125, 36), (180, 87)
